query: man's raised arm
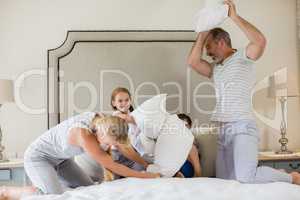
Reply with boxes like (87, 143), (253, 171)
(225, 0), (267, 61)
(187, 31), (213, 78)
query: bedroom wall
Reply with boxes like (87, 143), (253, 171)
(0, 0), (299, 156)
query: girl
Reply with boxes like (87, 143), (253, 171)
(106, 88), (149, 180)
(111, 88), (145, 157)
(110, 87), (202, 177)
(0, 113), (159, 200)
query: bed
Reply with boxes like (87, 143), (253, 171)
(41, 30), (300, 200)
(24, 178), (300, 200)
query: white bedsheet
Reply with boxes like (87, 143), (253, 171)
(23, 178), (300, 200)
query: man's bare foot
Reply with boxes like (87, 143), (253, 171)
(0, 186), (36, 200)
(290, 172), (300, 185)
(0, 186), (8, 200)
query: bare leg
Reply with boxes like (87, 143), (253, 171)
(0, 186), (36, 200)
(0, 187), (8, 200)
(187, 144), (202, 177)
(291, 172), (300, 185)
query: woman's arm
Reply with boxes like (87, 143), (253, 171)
(116, 144), (148, 169)
(69, 128), (158, 178)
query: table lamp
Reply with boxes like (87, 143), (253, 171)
(0, 79), (14, 162)
(268, 68), (300, 154)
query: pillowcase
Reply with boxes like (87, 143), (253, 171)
(193, 0), (229, 33)
(146, 114), (194, 177)
(131, 94), (168, 140)
(139, 132), (156, 156)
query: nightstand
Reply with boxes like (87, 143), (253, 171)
(258, 152), (300, 173)
(0, 159), (28, 186)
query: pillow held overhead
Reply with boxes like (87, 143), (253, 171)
(193, 0), (229, 33)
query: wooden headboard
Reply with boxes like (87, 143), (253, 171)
(47, 30), (216, 129)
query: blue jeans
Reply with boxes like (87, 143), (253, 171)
(216, 120), (292, 183)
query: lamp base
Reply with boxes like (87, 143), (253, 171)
(275, 150), (294, 155)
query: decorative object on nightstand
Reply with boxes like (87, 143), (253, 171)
(0, 79), (14, 162)
(267, 69), (299, 154)
(275, 95), (299, 154)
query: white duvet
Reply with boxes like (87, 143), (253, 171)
(23, 178), (300, 200)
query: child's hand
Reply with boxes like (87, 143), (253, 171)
(126, 115), (136, 124)
(114, 113), (129, 122)
(115, 113), (136, 124)
(115, 113), (127, 120)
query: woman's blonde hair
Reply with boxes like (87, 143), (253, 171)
(91, 115), (129, 145)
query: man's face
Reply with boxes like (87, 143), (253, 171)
(205, 35), (223, 63)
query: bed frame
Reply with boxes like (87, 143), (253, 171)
(47, 30), (216, 129)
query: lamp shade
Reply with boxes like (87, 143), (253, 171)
(270, 68), (288, 98)
(0, 79), (14, 104)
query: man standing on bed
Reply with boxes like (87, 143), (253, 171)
(187, 0), (300, 185)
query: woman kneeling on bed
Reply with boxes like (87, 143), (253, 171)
(0, 113), (160, 200)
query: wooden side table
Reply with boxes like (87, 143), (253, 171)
(258, 152), (300, 173)
(0, 159), (28, 186)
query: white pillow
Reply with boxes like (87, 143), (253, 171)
(193, 0), (229, 33)
(146, 114), (194, 177)
(139, 132), (156, 156)
(131, 94), (168, 140)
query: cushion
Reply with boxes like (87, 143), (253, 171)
(146, 114), (194, 177)
(193, 128), (218, 177)
(193, 0), (229, 33)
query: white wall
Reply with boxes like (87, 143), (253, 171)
(0, 0), (299, 156)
